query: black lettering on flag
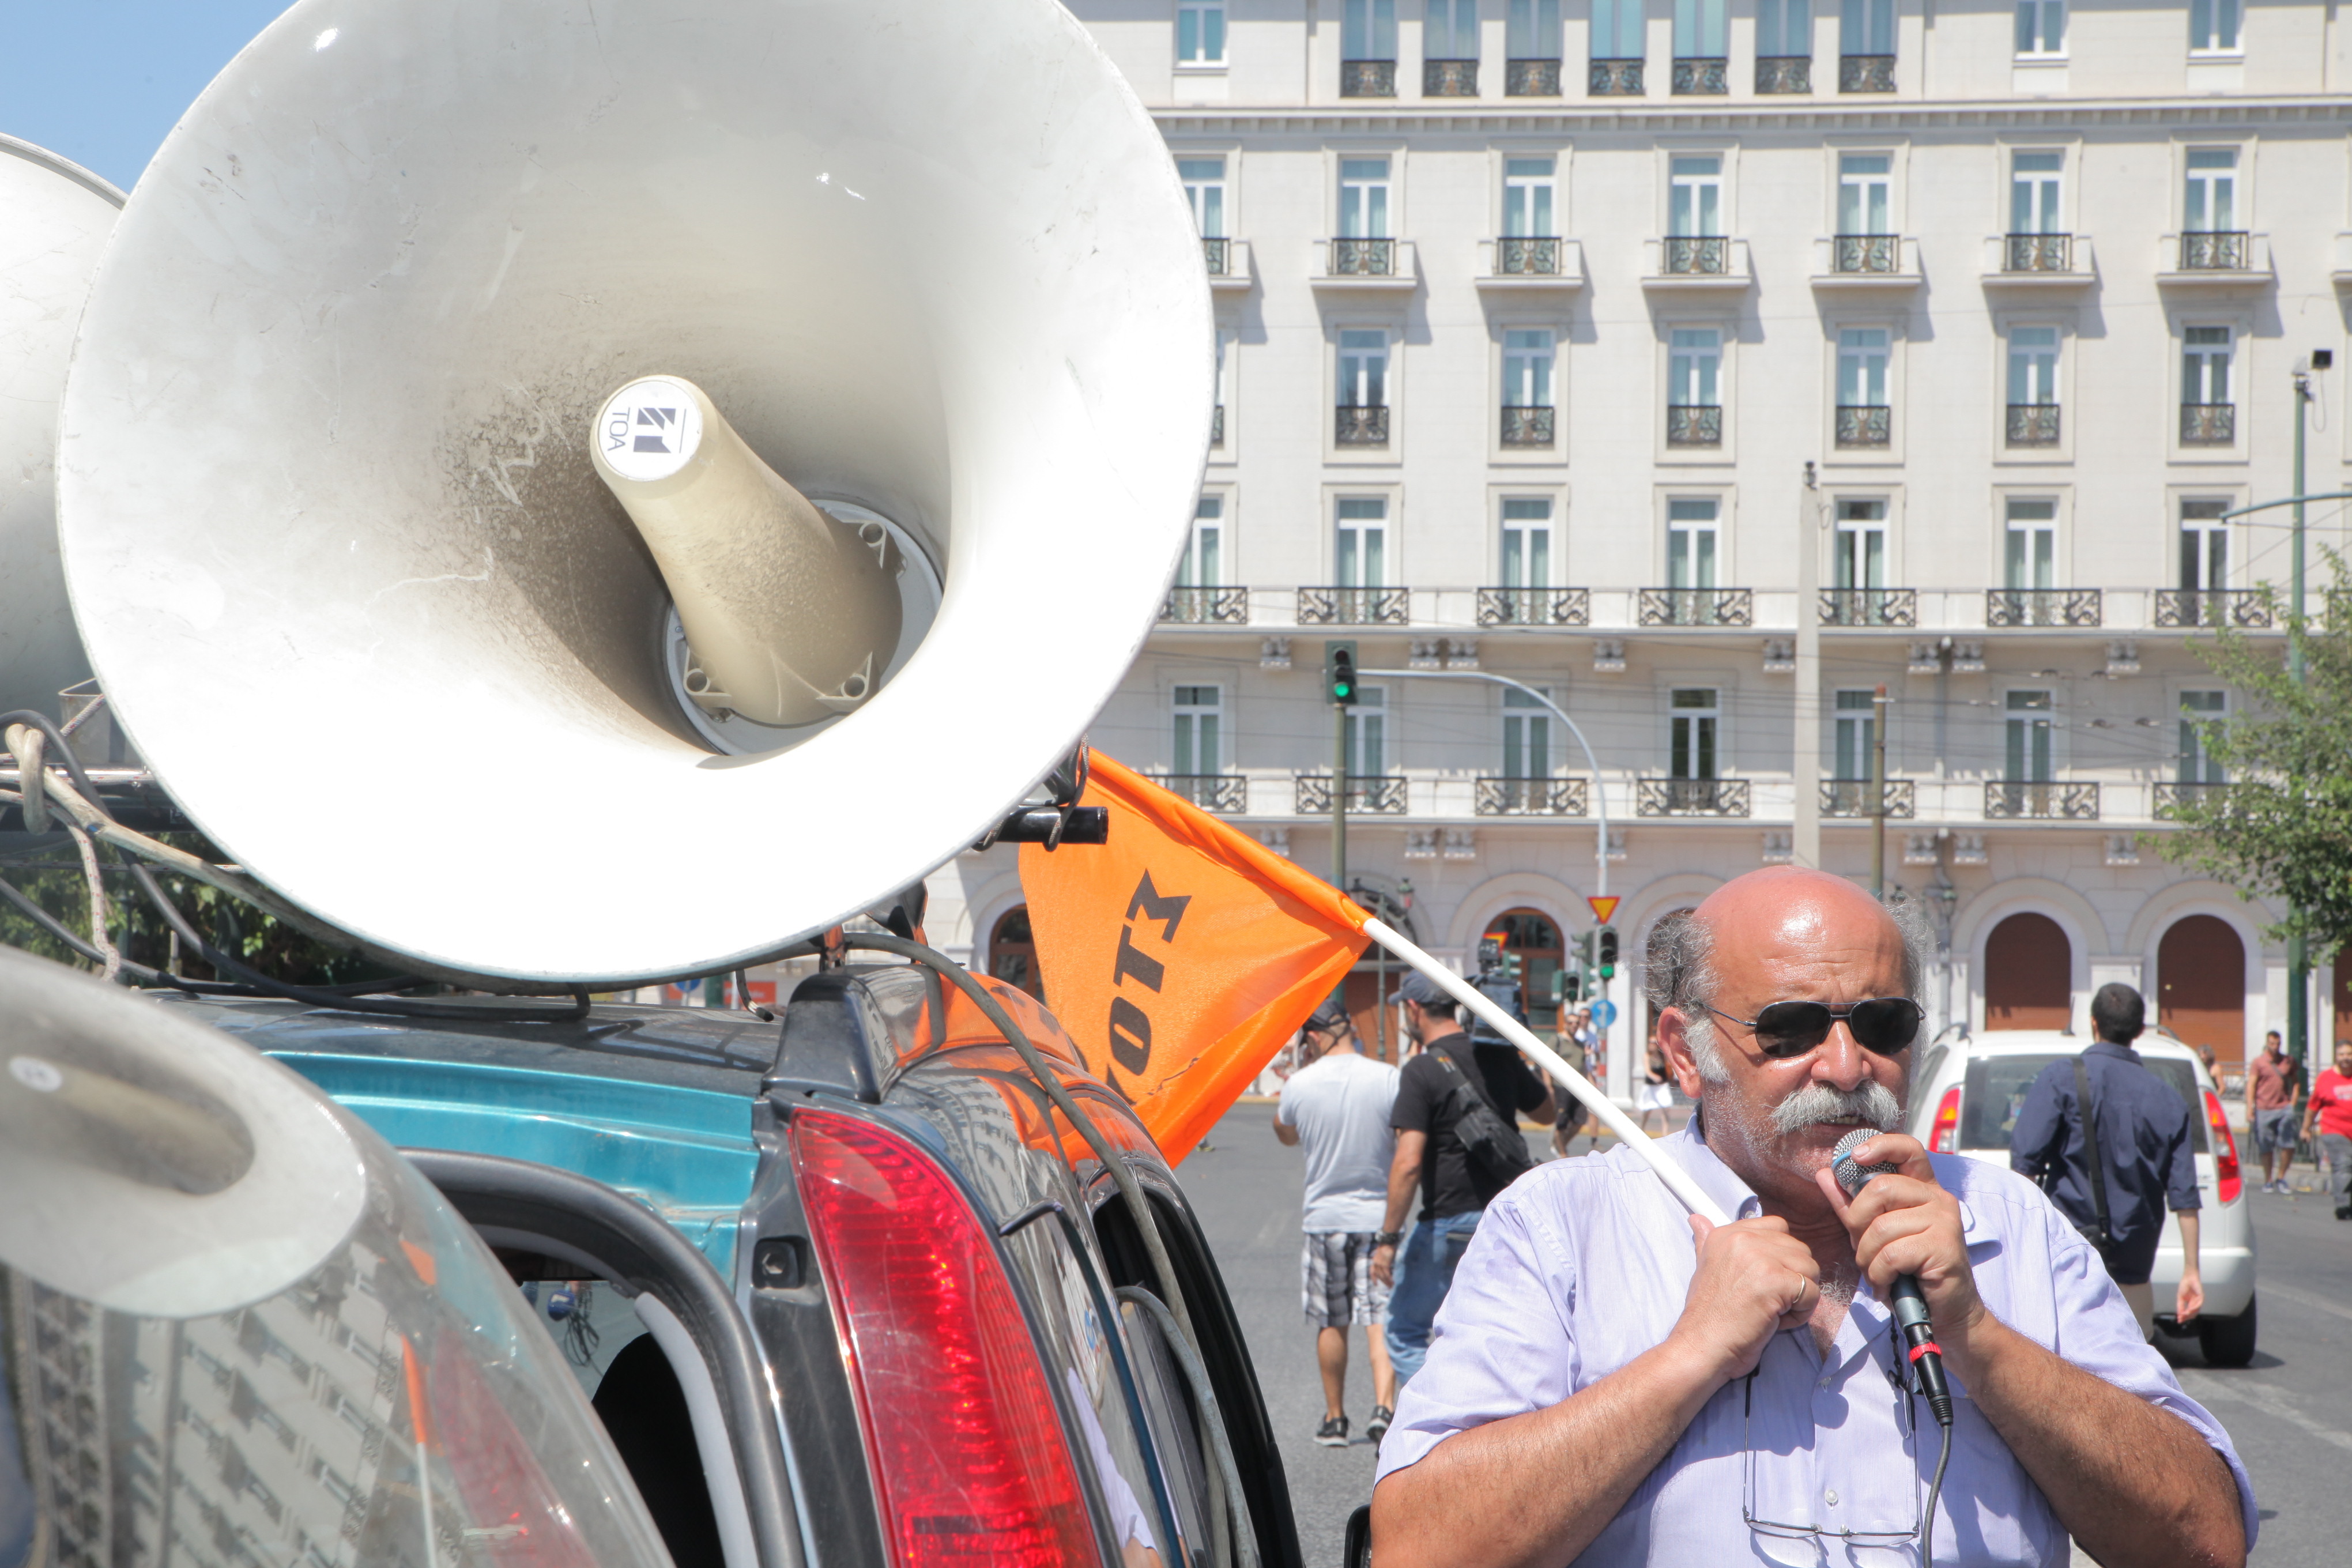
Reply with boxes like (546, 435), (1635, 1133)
(1124, 872), (1191, 943)
(1108, 997), (1152, 1075)
(1113, 924), (1164, 993)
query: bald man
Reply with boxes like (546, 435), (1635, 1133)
(1370, 868), (2252, 1568)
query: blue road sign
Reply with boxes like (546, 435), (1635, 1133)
(1589, 998), (1618, 1028)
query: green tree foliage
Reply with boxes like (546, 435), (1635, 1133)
(2153, 560), (2352, 956)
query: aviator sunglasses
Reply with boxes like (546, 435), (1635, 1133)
(1706, 997), (1924, 1059)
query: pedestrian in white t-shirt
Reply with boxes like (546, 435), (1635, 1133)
(1275, 1001), (1403, 1448)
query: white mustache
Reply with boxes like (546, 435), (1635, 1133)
(1770, 1080), (1904, 1139)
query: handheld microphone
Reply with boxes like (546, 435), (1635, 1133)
(1830, 1128), (1955, 1428)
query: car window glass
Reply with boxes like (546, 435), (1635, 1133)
(1962, 1053), (2209, 1153)
(1121, 1297), (1211, 1561)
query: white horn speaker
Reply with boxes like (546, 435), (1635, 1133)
(1, 137), (120, 722)
(56, 0), (1211, 983)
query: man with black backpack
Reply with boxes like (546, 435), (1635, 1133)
(2010, 982), (2204, 1339)
(1371, 968), (1554, 1387)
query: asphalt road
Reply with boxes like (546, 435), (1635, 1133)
(1175, 1102), (2352, 1568)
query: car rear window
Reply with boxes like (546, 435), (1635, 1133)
(1960, 1054), (2207, 1154)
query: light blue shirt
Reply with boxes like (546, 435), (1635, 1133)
(1374, 1122), (2256, 1566)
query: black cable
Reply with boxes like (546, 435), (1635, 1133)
(1924, 1418), (1952, 1568)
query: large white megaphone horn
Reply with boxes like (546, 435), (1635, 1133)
(57, 0), (1211, 986)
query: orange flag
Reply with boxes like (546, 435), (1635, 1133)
(1019, 751), (1370, 1164)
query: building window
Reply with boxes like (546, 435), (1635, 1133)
(1507, 0), (1563, 86)
(1590, 0), (1645, 93)
(1834, 689), (1877, 782)
(2004, 499), (2057, 589)
(1837, 153), (1891, 238)
(2006, 690), (2054, 783)
(1339, 157), (1392, 239)
(1177, 1), (1227, 65)
(1672, 0), (1727, 92)
(2014, 0), (2064, 56)
(2011, 151), (2063, 233)
(2190, 0), (2240, 53)
(2006, 326), (2060, 446)
(1181, 496), (1223, 587)
(1756, 0), (1812, 91)
(1179, 157), (1227, 239)
(2180, 498), (2229, 591)
(2184, 148), (2239, 234)
(1337, 329), (1390, 447)
(1427, 0), (1480, 59)
(1836, 327), (1891, 447)
(1336, 497), (1388, 586)
(1667, 498), (1720, 589)
(1667, 327), (1722, 447)
(1173, 684), (1222, 775)
(1833, 499), (1886, 590)
(1345, 686), (1388, 776)
(1503, 329), (1555, 444)
(1670, 688), (1720, 779)
(1212, 333), (1230, 443)
(1668, 154), (1724, 238)
(1501, 497), (1554, 587)
(1838, 0), (1895, 89)
(2182, 326), (2233, 444)
(1502, 687), (1554, 779)
(1503, 156), (1557, 238)
(1346, 0), (1399, 61)
(987, 907), (1042, 999)
(2179, 691), (2226, 784)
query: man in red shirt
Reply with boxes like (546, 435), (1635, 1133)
(2301, 1037), (2352, 1220)
(2244, 1031), (2304, 1194)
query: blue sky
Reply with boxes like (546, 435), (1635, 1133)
(0, 3), (296, 193)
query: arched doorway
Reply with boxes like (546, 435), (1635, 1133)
(986, 906), (1043, 1001)
(1487, 909), (1565, 1034)
(2158, 914), (2245, 1072)
(1984, 912), (2071, 1031)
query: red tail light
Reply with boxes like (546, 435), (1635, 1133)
(1928, 1085), (1962, 1154)
(790, 1107), (1097, 1568)
(2203, 1089), (2242, 1204)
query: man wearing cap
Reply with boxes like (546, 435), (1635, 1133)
(1372, 967), (1555, 1390)
(1275, 1001), (1403, 1445)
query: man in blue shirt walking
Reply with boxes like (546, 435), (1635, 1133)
(2010, 982), (2204, 1339)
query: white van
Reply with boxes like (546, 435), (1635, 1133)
(1904, 1027), (2257, 1365)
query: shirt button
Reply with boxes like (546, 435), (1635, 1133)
(1825, 1490), (1840, 1508)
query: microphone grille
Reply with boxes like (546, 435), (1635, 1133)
(1829, 1127), (1898, 1198)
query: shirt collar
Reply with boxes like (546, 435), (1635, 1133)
(2086, 1039), (2142, 1064)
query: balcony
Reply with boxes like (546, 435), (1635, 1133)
(2006, 404), (2061, 447)
(1820, 588), (1917, 627)
(1295, 774), (1407, 815)
(1160, 586), (1249, 625)
(1665, 236), (1727, 275)
(1838, 54), (1896, 93)
(1199, 236), (1252, 293)
(1476, 587), (1590, 627)
(1335, 405), (1390, 446)
(1313, 237), (1417, 291)
(1812, 235), (1921, 292)
(1506, 57), (1562, 95)
(1822, 779), (1917, 818)
(1672, 56), (1728, 95)
(2006, 233), (2070, 273)
(1835, 233), (1898, 274)
(1154, 774), (1247, 813)
(1983, 233), (2095, 291)
(2154, 589), (2273, 629)
(1835, 405), (1892, 448)
(2180, 231), (2248, 271)
(1667, 404), (1722, 447)
(1298, 586), (1409, 625)
(2158, 232), (2272, 291)
(1985, 781), (2101, 820)
(2180, 403), (2236, 446)
(1476, 777), (1589, 816)
(1424, 58), (1479, 96)
(1476, 236), (1585, 292)
(1755, 55), (1812, 93)
(1501, 405), (1555, 446)
(1643, 237), (1751, 292)
(1638, 778), (1751, 817)
(1986, 587), (2102, 627)
(2153, 781), (2233, 820)
(1341, 59), (1397, 97)
(1639, 587), (1754, 627)
(1589, 57), (1644, 96)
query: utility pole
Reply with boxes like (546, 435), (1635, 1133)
(1324, 641), (1357, 894)
(1793, 462), (1824, 868)
(2288, 357), (2317, 1068)
(1870, 684), (1890, 897)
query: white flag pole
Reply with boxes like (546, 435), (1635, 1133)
(1359, 915), (1732, 1226)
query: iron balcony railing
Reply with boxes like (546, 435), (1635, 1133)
(1985, 781), (2101, 820)
(2181, 404), (2235, 445)
(1672, 56), (1728, 94)
(2153, 781), (2233, 820)
(1201, 236), (1229, 274)
(1506, 57), (1562, 95)
(1336, 405), (1390, 446)
(1159, 586), (1249, 624)
(1667, 404), (1722, 446)
(2154, 589), (2275, 629)
(1298, 586), (1410, 625)
(1639, 587), (1754, 627)
(1820, 588), (1917, 627)
(1986, 588), (2103, 627)
(1501, 405), (1555, 446)
(1295, 774), (1407, 814)
(1154, 774), (1247, 813)
(1424, 58), (1479, 95)
(1638, 778), (1751, 816)
(1833, 233), (1899, 274)
(1664, 236), (1728, 274)
(1822, 779), (1917, 818)
(2004, 232), (2072, 272)
(1498, 236), (1561, 274)
(1839, 53), (1895, 92)
(1589, 57), (1644, 95)
(1835, 405), (1892, 448)
(2180, 231), (2249, 270)
(1211, 404), (1224, 446)
(1341, 59), (1397, 96)
(2006, 404), (2061, 447)
(1329, 236), (1396, 276)
(1755, 55), (1812, 93)
(1476, 777), (1590, 816)
(1476, 586), (1590, 627)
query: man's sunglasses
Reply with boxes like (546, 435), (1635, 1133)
(1705, 998), (1924, 1059)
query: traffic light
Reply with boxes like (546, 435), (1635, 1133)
(1597, 927), (1619, 980)
(1562, 970), (1583, 1003)
(1324, 640), (1358, 705)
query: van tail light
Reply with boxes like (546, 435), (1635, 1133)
(790, 1107), (1096, 1568)
(1928, 1086), (1962, 1154)
(2203, 1089), (2242, 1204)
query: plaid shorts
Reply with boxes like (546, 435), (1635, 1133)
(1301, 1231), (1390, 1328)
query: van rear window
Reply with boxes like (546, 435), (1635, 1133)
(1959, 1055), (2207, 1154)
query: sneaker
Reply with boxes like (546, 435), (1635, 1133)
(1315, 1415), (1349, 1448)
(1366, 1405), (1394, 1443)
(2336, 1206), (2351, 1222)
